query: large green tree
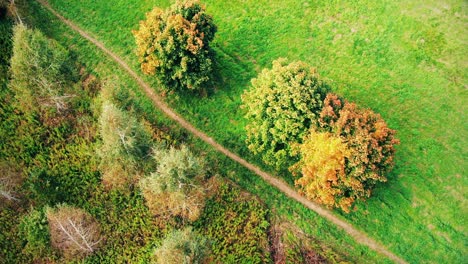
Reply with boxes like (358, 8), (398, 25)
(133, 0), (217, 92)
(241, 59), (329, 169)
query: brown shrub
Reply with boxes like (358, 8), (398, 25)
(47, 205), (102, 259)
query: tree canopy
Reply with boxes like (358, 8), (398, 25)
(133, 0), (217, 92)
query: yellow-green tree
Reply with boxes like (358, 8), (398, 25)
(242, 59), (329, 170)
(133, 1), (217, 92)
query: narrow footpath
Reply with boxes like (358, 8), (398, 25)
(36, 1), (407, 263)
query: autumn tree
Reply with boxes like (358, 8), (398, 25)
(139, 145), (206, 222)
(153, 227), (209, 264)
(292, 93), (399, 212)
(133, 0), (217, 92)
(290, 130), (353, 211)
(319, 93), (399, 189)
(46, 204), (102, 260)
(241, 59), (329, 169)
(9, 24), (76, 112)
(97, 101), (152, 189)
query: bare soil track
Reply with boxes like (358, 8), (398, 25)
(36, 1), (406, 263)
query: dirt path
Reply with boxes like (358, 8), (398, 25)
(36, 1), (406, 263)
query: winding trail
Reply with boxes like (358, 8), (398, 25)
(36, 1), (406, 263)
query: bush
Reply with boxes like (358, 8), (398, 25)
(98, 101), (152, 189)
(153, 227), (209, 264)
(46, 204), (102, 260)
(139, 146), (206, 222)
(133, 0), (217, 92)
(19, 207), (53, 259)
(9, 24), (76, 112)
(241, 59), (329, 169)
(292, 93), (399, 212)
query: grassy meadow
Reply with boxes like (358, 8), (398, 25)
(30, 0), (466, 262)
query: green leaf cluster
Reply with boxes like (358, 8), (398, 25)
(242, 58), (329, 170)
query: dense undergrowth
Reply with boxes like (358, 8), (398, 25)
(0, 11), (340, 263)
(29, 0), (467, 262)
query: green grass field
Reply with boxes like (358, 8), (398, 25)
(30, 0), (466, 262)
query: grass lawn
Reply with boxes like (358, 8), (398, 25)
(30, 0), (466, 262)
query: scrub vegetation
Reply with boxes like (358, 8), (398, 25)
(0, 0), (465, 263)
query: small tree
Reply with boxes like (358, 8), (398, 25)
(98, 101), (152, 189)
(9, 24), (76, 112)
(133, 0), (217, 92)
(242, 59), (329, 169)
(139, 146), (206, 222)
(46, 204), (102, 260)
(153, 227), (209, 264)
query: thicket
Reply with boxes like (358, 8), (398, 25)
(241, 58), (329, 170)
(133, 0), (217, 92)
(301, 93), (400, 211)
(19, 207), (54, 259)
(1, 21), (101, 263)
(290, 130), (352, 211)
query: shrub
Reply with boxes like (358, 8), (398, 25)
(19, 207), (53, 259)
(98, 101), (152, 189)
(241, 59), (329, 169)
(153, 227), (209, 264)
(46, 204), (102, 260)
(133, 0), (217, 92)
(139, 146), (206, 222)
(291, 93), (399, 212)
(9, 24), (76, 112)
